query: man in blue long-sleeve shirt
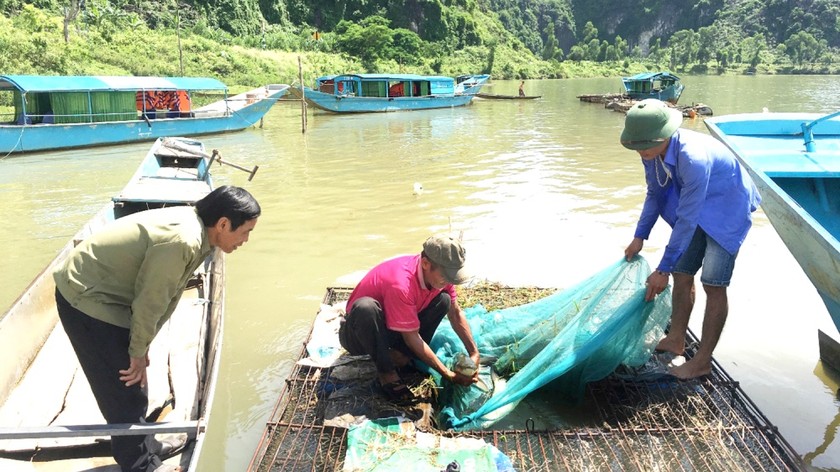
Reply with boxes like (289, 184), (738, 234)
(620, 99), (760, 379)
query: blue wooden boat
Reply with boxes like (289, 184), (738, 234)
(706, 111), (840, 357)
(622, 72), (684, 104)
(289, 73), (484, 113)
(0, 137), (225, 470)
(0, 75), (289, 154)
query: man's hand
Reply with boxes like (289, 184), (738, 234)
(645, 271), (669, 302)
(625, 237), (644, 261)
(449, 370), (477, 386)
(119, 356), (148, 388)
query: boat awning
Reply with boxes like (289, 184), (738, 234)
(317, 73), (454, 82)
(0, 75), (228, 93)
(622, 72), (681, 82)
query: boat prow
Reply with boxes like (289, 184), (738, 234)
(706, 110), (840, 366)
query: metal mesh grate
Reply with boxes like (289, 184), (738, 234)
(249, 287), (804, 472)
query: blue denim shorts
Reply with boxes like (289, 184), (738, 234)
(672, 227), (738, 286)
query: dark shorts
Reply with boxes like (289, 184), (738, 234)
(672, 227), (739, 287)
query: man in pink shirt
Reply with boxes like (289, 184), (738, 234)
(339, 235), (480, 402)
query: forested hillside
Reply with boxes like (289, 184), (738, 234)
(0, 0), (837, 86)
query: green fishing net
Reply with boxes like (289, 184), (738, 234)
(430, 257), (672, 430)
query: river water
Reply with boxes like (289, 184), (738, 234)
(1, 75), (840, 471)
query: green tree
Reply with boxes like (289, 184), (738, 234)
(586, 38), (599, 61)
(696, 24), (731, 66)
(581, 21), (598, 44)
(542, 21), (559, 60)
(567, 44), (585, 61)
(785, 30), (819, 66)
(613, 35), (627, 60)
(669, 29), (699, 67)
(740, 34), (767, 69)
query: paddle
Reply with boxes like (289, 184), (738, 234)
(161, 138), (259, 181)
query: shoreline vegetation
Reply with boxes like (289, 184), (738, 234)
(0, 3), (837, 100)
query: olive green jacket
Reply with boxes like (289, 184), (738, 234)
(54, 206), (213, 357)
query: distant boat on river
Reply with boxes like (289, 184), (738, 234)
(706, 110), (840, 368)
(475, 93), (541, 100)
(0, 75), (289, 154)
(622, 72), (685, 104)
(289, 73), (489, 113)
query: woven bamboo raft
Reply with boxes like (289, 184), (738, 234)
(248, 285), (804, 472)
(577, 93), (713, 117)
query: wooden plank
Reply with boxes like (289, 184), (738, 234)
(0, 457), (119, 471)
(116, 178), (211, 204)
(0, 420), (203, 440)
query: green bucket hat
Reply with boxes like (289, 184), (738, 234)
(620, 99), (683, 150)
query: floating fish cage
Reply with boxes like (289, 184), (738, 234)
(248, 287), (804, 472)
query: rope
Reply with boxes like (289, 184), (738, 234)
(0, 126), (26, 160)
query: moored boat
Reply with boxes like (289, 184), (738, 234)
(289, 73), (483, 113)
(622, 72), (684, 104)
(0, 75), (289, 154)
(0, 137), (224, 471)
(706, 111), (840, 365)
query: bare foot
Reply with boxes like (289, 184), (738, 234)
(655, 335), (686, 355)
(669, 358), (711, 379)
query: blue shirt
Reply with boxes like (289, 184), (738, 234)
(634, 129), (761, 273)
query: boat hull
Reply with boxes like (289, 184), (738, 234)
(626, 83), (685, 104)
(0, 87), (287, 154)
(291, 87), (474, 113)
(475, 93), (541, 100)
(706, 112), (840, 333)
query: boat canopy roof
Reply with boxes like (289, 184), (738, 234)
(0, 75), (228, 93)
(317, 73), (454, 83)
(622, 72), (681, 82)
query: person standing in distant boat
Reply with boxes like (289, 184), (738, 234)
(519, 81), (526, 97)
(53, 186), (261, 472)
(620, 99), (760, 380)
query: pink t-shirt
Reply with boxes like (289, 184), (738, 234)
(346, 254), (458, 332)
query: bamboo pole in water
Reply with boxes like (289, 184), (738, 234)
(298, 56), (307, 133)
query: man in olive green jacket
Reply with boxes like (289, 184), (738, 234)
(53, 185), (260, 472)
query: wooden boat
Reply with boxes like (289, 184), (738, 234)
(706, 111), (840, 366)
(289, 73), (485, 113)
(0, 137), (223, 471)
(475, 93), (541, 100)
(622, 72), (684, 104)
(0, 75), (289, 154)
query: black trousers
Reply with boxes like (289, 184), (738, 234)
(56, 289), (165, 472)
(339, 292), (450, 373)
